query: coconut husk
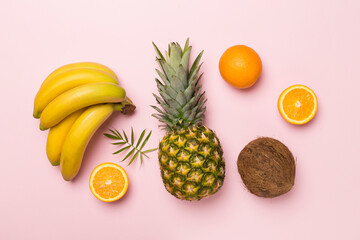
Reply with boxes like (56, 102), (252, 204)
(237, 137), (296, 198)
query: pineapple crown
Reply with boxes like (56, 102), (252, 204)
(151, 39), (207, 132)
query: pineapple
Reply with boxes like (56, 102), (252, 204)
(152, 39), (225, 201)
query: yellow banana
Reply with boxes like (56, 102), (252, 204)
(60, 104), (117, 181)
(33, 68), (118, 118)
(40, 62), (118, 89)
(40, 82), (126, 130)
(46, 109), (85, 166)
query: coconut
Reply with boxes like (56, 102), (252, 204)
(237, 137), (296, 198)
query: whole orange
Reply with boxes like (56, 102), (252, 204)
(219, 45), (262, 89)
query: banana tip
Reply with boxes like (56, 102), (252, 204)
(39, 123), (48, 131)
(62, 176), (73, 182)
(33, 111), (41, 119)
(50, 161), (60, 166)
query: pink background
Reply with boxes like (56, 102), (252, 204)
(1, 0), (359, 239)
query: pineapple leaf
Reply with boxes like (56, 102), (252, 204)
(182, 109), (193, 119)
(180, 46), (191, 73)
(183, 38), (190, 54)
(155, 99), (179, 117)
(105, 128), (157, 166)
(158, 87), (177, 103)
(152, 114), (176, 128)
(182, 95), (197, 111)
(170, 77), (185, 92)
(168, 42), (182, 69)
(198, 98), (207, 108)
(151, 105), (166, 115)
(161, 100), (181, 115)
(153, 93), (167, 105)
(155, 69), (171, 86)
(158, 60), (176, 83)
(165, 86), (179, 100)
(152, 42), (166, 60)
(175, 90), (187, 106)
(156, 83), (176, 102)
(195, 107), (206, 119)
(188, 109), (197, 121)
(175, 65), (188, 90)
(195, 72), (204, 86)
(155, 77), (164, 87)
(189, 63), (203, 87)
(157, 81), (178, 101)
(189, 50), (204, 77)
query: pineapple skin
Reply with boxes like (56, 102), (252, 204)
(159, 125), (225, 201)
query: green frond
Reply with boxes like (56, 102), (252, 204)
(104, 128), (157, 166)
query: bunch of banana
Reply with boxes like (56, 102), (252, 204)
(34, 62), (135, 181)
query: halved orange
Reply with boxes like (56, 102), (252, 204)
(278, 84), (318, 125)
(89, 162), (129, 202)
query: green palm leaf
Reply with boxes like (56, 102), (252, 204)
(104, 128), (157, 166)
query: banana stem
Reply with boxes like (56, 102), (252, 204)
(113, 97), (136, 114)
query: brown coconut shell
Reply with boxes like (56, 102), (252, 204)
(237, 137), (296, 198)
